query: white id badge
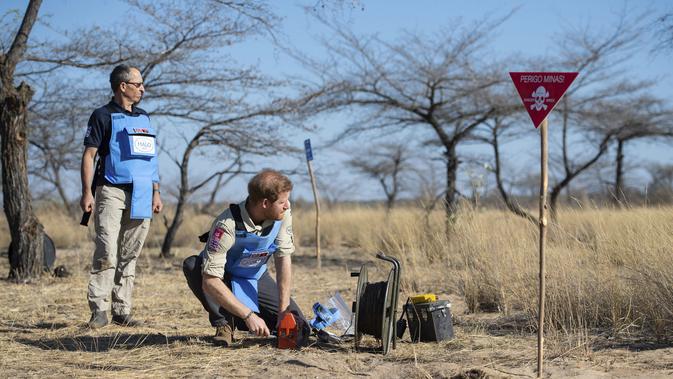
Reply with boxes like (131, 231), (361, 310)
(130, 135), (156, 156)
(238, 251), (270, 268)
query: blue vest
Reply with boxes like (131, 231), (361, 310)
(104, 113), (159, 219)
(224, 204), (282, 312)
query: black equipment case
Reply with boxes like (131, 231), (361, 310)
(404, 300), (454, 342)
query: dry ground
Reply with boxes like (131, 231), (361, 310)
(2, 244), (673, 378)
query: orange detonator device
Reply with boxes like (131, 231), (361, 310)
(277, 312), (309, 349)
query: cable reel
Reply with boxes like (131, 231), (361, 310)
(350, 252), (401, 355)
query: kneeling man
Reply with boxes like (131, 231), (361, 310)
(183, 169), (305, 345)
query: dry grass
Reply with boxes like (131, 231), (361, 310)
(295, 204), (673, 340)
(0, 204), (215, 252)
(2, 204), (673, 377)
(0, 245), (535, 378)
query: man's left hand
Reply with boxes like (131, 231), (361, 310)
(152, 192), (163, 213)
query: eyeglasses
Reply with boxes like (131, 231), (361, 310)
(125, 81), (144, 88)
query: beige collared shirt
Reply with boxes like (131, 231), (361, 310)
(201, 199), (294, 278)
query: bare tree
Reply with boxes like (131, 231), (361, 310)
(646, 163), (673, 204)
(346, 142), (410, 212)
(415, 166), (445, 229)
(27, 84), (97, 217)
(298, 15), (509, 228)
(592, 95), (673, 206)
(0, 0), (45, 281)
(547, 11), (650, 218)
(483, 119), (536, 221)
(199, 154), (245, 215)
(310, 166), (357, 208)
(474, 82), (536, 222)
(159, 104), (298, 258)
(23, 1), (306, 257)
(654, 12), (673, 50)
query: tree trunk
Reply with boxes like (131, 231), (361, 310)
(549, 182), (563, 221)
(561, 98), (571, 174)
(51, 162), (77, 218)
(385, 196), (394, 213)
(612, 139), (625, 207)
(160, 136), (199, 257)
(387, 151), (401, 213)
(1, 83), (44, 281)
(491, 125), (536, 223)
(549, 135), (611, 220)
(380, 177), (395, 214)
(201, 172), (225, 215)
(444, 144), (458, 231)
(161, 193), (186, 258)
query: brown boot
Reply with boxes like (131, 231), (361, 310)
(213, 324), (234, 346)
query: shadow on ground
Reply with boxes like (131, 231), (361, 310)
(457, 313), (534, 337)
(459, 313), (673, 353)
(16, 333), (200, 352)
(16, 330), (356, 353)
(592, 337), (673, 352)
(225, 335), (352, 353)
(0, 321), (71, 333)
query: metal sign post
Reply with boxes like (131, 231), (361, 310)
(304, 139), (321, 270)
(509, 72), (578, 378)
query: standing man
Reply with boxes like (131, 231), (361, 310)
(183, 169), (307, 346)
(80, 64), (162, 329)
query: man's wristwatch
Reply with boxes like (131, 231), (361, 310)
(153, 188), (161, 194)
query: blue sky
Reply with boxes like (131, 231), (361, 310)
(2, 0), (672, 202)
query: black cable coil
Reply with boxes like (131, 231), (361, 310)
(357, 281), (388, 338)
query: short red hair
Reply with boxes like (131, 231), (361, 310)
(248, 169), (293, 204)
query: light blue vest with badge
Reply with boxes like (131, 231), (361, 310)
(224, 204), (282, 313)
(104, 112), (159, 219)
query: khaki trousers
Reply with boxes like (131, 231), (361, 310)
(87, 185), (150, 315)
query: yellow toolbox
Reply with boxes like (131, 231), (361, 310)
(410, 294), (437, 304)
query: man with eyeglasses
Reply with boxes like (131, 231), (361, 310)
(80, 64), (163, 329)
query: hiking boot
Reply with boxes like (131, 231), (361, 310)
(213, 324), (235, 346)
(87, 311), (108, 329)
(111, 314), (144, 327)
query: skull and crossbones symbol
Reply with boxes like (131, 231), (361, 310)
(530, 86), (549, 111)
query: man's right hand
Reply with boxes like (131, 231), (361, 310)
(80, 192), (94, 213)
(244, 313), (270, 337)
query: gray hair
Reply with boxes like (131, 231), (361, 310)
(109, 64), (136, 92)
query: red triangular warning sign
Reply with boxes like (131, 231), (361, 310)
(509, 72), (578, 128)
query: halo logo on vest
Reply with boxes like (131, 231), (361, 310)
(131, 135), (155, 155)
(104, 113), (159, 219)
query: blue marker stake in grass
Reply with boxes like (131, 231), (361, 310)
(304, 139), (313, 161)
